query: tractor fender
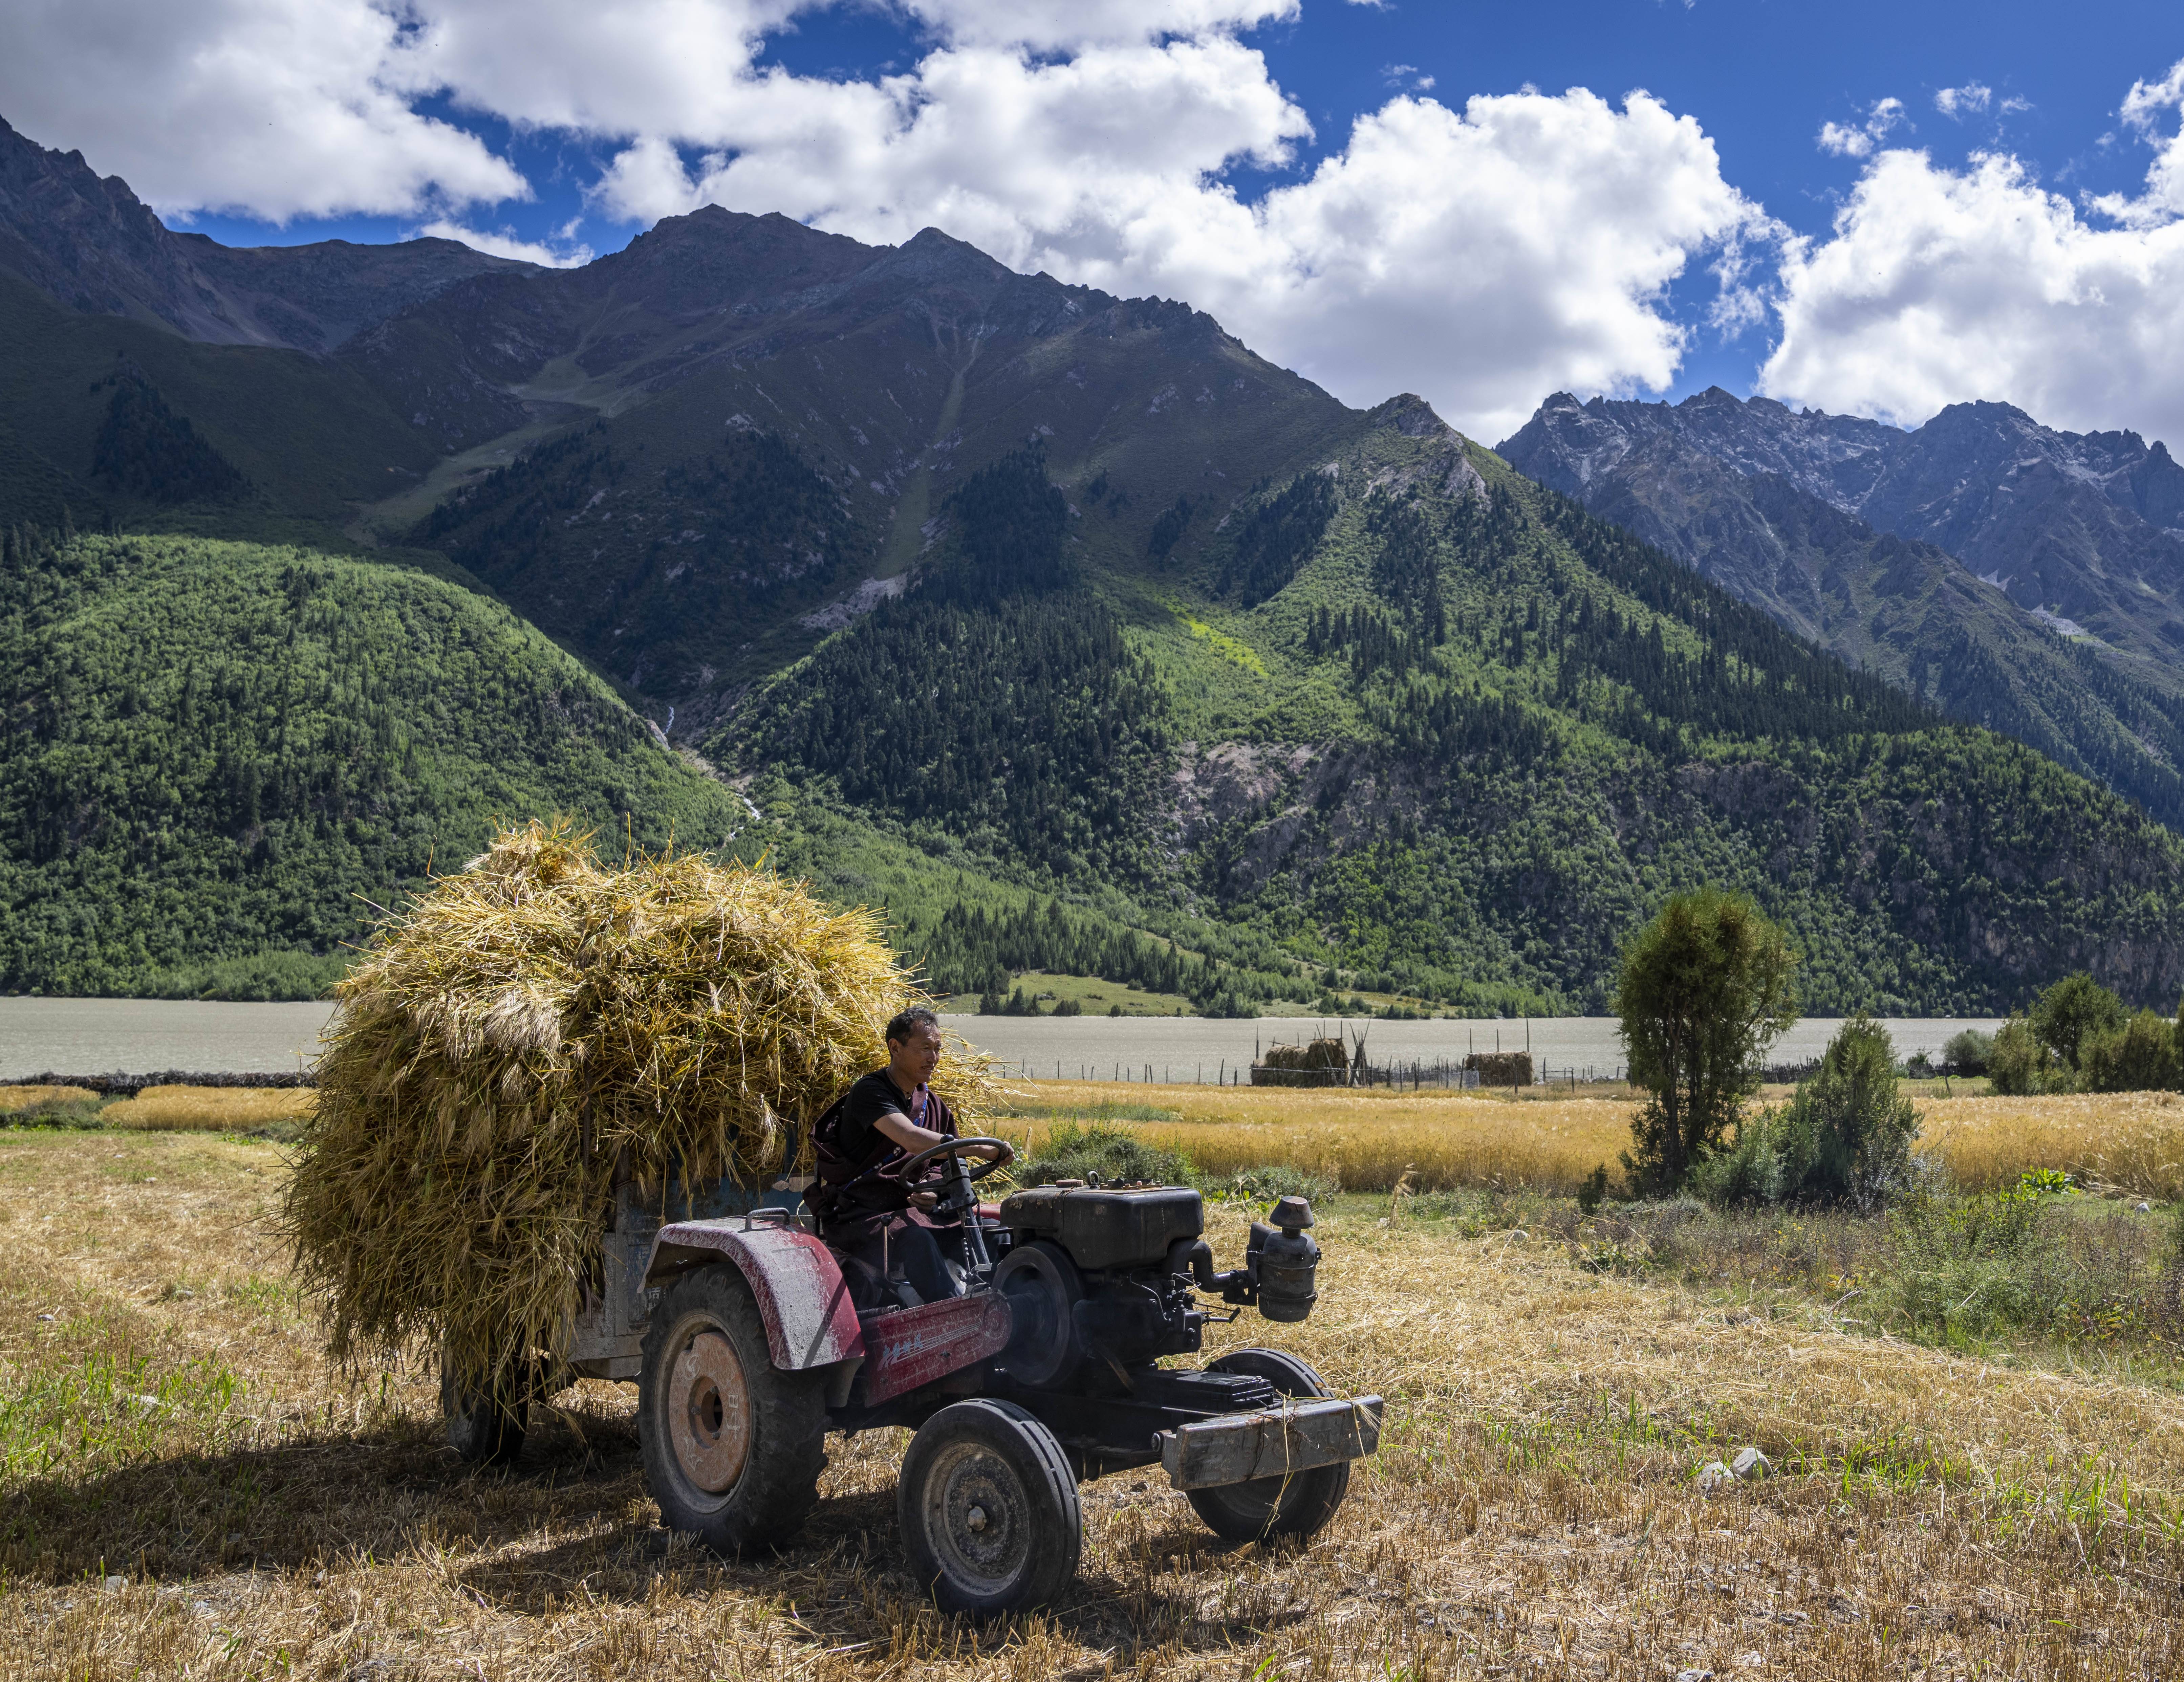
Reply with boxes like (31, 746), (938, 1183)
(645, 1220), (865, 1371)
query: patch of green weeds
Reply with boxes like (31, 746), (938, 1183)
(0, 1333), (245, 1479)
(0, 1099), (110, 1130)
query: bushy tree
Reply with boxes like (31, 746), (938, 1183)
(1617, 889), (1797, 1194)
(2080, 1009), (2183, 1093)
(1698, 1014), (1921, 1210)
(2032, 973), (2126, 1070)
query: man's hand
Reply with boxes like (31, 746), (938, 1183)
(909, 1190), (940, 1210)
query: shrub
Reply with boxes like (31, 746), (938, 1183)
(1942, 1028), (1993, 1076)
(2079, 1009), (2182, 1093)
(1694, 1014), (1920, 1211)
(1866, 1187), (2158, 1347)
(1016, 1121), (1192, 1187)
(1875, 1187), (2057, 1340)
(1988, 1015), (2066, 1095)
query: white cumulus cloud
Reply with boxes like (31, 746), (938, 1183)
(1933, 82), (1992, 118)
(1817, 96), (1908, 159)
(0, 0), (526, 221)
(1761, 61), (2184, 445)
(413, 218), (594, 268)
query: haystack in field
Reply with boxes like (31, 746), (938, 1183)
(283, 820), (990, 1388)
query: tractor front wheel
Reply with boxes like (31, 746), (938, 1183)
(898, 1399), (1082, 1615)
(639, 1263), (828, 1554)
(1185, 1347), (1352, 1542)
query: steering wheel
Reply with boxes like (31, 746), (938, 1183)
(892, 1135), (1015, 1184)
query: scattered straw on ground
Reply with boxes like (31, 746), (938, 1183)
(4, 1126), (2181, 1679)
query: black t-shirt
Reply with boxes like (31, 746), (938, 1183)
(832, 1069), (954, 1168)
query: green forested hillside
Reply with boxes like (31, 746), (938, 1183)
(0, 530), (746, 995)
(719, 419), (2184, 1015)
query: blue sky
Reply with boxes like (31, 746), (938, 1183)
(9, 1), (2183, 441)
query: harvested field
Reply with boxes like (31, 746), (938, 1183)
(5, 1118), (2183, 1679)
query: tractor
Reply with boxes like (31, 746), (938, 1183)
(444, 1136), (1382, 1614)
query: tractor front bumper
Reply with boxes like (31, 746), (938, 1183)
(1156, 1395), (1384, 1490)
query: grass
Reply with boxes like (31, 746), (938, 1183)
(5, 1125), (2184, 1677)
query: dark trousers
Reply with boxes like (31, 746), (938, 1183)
(851, 1217), (968, 1302)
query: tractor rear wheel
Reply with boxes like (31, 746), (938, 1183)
(898, 1398), (1082, 1615)
(441, 1347), (536, 1466)
(639, 1263), (828, 1554)
(1185, 1347), (1352, 1543)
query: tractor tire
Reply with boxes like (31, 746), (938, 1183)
(638, 1263), (828, 1554)
(1185, 1347), (1352, 1543)
(441, 1348), (533, 1467)
(898, 1398), (1083, 1615)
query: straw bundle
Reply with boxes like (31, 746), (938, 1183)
(1263, 1038), (1349, 1072)
(282, 820), (991, 1386)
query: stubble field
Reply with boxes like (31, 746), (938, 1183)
(3, 1087), (2182, 1678)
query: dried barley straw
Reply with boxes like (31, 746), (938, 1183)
(281, 819), (990, 1388)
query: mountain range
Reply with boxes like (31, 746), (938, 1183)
(5, 109), (2184, 1015)
(1499, 389), (2184, 826)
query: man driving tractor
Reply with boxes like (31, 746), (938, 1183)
(809, 1006), (1012, 1305)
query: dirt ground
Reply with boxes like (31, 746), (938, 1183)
(3, 1124), (2182, 1680)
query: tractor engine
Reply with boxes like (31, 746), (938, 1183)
(989, 1184), (1320, 1389)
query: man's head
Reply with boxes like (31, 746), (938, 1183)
(885, 1006), (943, 1089)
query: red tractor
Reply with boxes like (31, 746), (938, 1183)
(445, 1138), (1382, 1613)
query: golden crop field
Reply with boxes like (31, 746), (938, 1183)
(0, 1086), (98, 1113)
(4, 1117), (2182, 1679)
(102, 1086), (319, 1133)
(21, 1078), (2184, 1199)
(988, 1080), (2184, 1202)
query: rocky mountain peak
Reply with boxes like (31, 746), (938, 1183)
(0, 108), (533, 352)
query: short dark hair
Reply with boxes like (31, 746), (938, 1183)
(886, 1005), (942, 1044)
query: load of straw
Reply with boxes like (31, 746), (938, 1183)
(1263, 1038), (1350, 1072)
(283, 820), (991, 1388)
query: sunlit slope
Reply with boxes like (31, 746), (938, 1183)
(0, 532), (745, 995)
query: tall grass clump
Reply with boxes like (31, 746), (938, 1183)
(281, 819), (991, 1390)
(1872, 1179), (2168, 1346)
(1015, 1121), (1192, 1188)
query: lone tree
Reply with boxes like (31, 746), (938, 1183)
(1617, 890), (1797, 1195)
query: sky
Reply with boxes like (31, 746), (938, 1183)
(5, 0), (2183, 446)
